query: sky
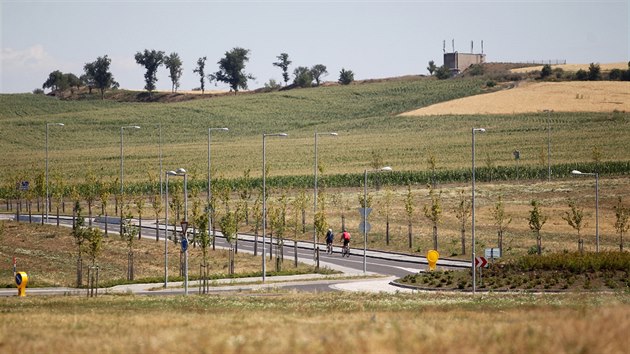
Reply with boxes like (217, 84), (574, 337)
(1, 0), (628, 93)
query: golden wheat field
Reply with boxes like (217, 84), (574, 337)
(399, 81), (630, 116)
(510, 62), (628, 73)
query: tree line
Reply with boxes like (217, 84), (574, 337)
(39, 48), (356, 99)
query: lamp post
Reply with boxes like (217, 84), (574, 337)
(45, 122), (64, 223)
(544, 109), (552, 182)
(363, 166), (392, 274)
(313, 131), (338, 260)
(471, 127), (486, 294)
(262, 133), (288, 282)
(571, 170), (599, 252)
(120, 125), (141, 195)
(164, 168), (187, 289)
(208, 127), (229, 245)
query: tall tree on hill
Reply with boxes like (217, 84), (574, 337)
(293, 66), (313, 88)
(193, 56), (207, 94)
(42, 70), (67, 92)
(134, 49), (165, 94)
(427, 60), (437, 75)
(164, 52), (183, 93)
(310, 64), (328, 86)
(83, 55), (118, 99)
(273, 53), (292, 86)
(338, 68), (354, 85)
(210, 47), (255, 93)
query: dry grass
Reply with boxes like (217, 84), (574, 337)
(0, 221), (313, 288)
(400, 81), (630, 116)
(510, 62), (628, 73)
(0, 292), (628, 353)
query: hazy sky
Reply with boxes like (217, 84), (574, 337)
(1, 0), (628, 93)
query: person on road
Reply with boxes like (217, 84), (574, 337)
(325, 228), (334, 253)
(341, 229), (351, 253)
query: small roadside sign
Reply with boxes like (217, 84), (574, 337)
(474, 256), (488, 268)
(485, 248), (502, 260)
(181, 238), (188, 252)
(17, 181), (29, 191)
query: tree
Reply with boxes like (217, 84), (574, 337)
(427, 152), (437, 188)
(427, 60), (437, 75)
(65, 73), (81, 93)
(210, 47), (255, 93)
(219, 210), (239, 274)
(587, 63), (601, 81)
(310, 64), (328, 86)
(562, 199), (586, 252)
(454, 189), (472, 255)
(540, 64), (552, 79)
(338, 68), (354, 85)
(575, 69), (588, 81)
(423, 185), (442, 251)
(72, 203), (87, 286)
(435, 65), (451, 80)
(528, 200), (548, 255)
(84, 226), (103, 267)
(84, 55), (117, 99)
(404, 184), (414, 249)
(613, 197), (630, 251)
(164, 52), (183, 93)
(134, 49), (165, 93)
(272, 53), (292, 86)
(42, 70), (66, 92)
(293, 66), (313, 88)
(193, 56), (207, 94)
(294, 189), (309, 233)
(380, 188), (393, 245)
(491, 196), (511, 255)
(122, 210), (138, 281)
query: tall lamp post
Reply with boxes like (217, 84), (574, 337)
(120, 125), (141, 195)
(313, 131), (338, 259)
(471, 127), (486, 294)
(164, 168), (187, 289)
(363, 166), (392, 273)
(262, 132), (288, 282)
(571, 170), (599, 252)
(544, 109), (553, 182)
(208, 127), (229, 245)
(45, 122), (64, 223)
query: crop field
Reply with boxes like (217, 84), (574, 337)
(510, 62), (628, 73)
(1, 76), (629, 257)
(0, 292), (628, 353)
(400, 81), (630, 115)
(1, 77), (628, 184)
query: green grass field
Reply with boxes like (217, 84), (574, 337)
(2, 77), (628, 185)
(2, 76), (630, 257)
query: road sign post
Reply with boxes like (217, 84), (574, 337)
(181, 221), (189, 296)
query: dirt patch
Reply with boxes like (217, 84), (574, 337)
(399, 81), (630, 116)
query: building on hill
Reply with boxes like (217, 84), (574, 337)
(444, 52), (486, 75)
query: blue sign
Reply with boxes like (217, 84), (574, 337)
(181, 238), (188, 252)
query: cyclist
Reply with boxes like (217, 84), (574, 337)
(340, 229), (351, 257)
(325, 228), (334, 254)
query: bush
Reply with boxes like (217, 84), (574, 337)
(338, 68), (354, 85)
(540, 64), (552, 79)
(435, 65), (451, 80)
(32, 88), (45, 95)
(486, 80), (496, 88)
(575, 69), (588, 81)
(293, 67), (313, 88)
(468, 64), (485, 76)
(609, 69), (623, 81)
(587, 63), (601, 81)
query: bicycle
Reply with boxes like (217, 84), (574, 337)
(341, 243), (350, 257)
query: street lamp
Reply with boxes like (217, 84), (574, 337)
(164, 168), (187, 290)
(571, 170), (599, 252)
(208, 127), (229, 246)
(314, 131), (338, 260)
(120, 125), (141, 195)
(363, 166), (392, 274)
(471, 127), (486, 294)
(544, 109), (553, 182)
(262, 132), (288, 282)
(45, 122), (64, 223)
